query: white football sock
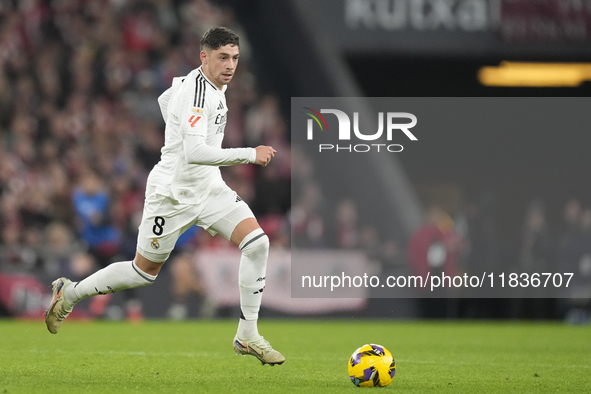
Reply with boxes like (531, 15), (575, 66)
(64, 261), (157, 304)
(237, 319), (259, 340)
(236, 228), (268, 339)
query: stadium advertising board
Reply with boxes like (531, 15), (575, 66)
(310, 0), (591, 57)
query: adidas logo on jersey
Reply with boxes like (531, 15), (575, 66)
(218, 101), (224, 110)
(235, 195), (243, 202)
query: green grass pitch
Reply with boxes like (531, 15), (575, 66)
(1, 319), (589, 393)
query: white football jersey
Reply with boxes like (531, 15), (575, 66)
(147, 67), (255, 203)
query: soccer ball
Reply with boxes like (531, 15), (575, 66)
(348, 343), (396, 387)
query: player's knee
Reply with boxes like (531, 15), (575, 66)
(139, 265), (161, 278)
(240, 232), (269, 260)
(135, 249), (168, 277)
(238, 230), (268, 289)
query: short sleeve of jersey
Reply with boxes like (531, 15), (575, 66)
(178, 75), (211, 138)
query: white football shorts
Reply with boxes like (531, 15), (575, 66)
(137, 185), (254, 262)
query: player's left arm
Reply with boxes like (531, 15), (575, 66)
(253, 145), (277, 167)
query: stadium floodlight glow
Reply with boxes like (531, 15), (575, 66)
(478, 62), (591, 87)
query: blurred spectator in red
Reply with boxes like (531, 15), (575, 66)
(407, 206), (465, 318)
(335, 199), (359, 249)
(123, 3), (161, 53)
(407, 206), (464, 281)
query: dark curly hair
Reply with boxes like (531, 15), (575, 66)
(200, 26), (240, 51)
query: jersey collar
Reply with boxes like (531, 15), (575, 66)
(198, 66), (228, 93)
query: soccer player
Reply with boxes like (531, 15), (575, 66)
(44, 26), (285, 366)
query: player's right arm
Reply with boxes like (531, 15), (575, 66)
(183, 136), (257, 166)
(158, 77), (184, 124)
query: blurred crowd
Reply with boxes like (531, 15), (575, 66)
(0, 0), (291, 314)
(290, 145), (406, 277)
(1, 1), (589, 322)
